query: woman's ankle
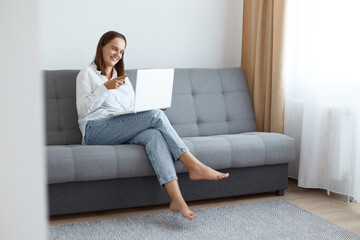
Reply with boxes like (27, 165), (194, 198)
(179, 151), (200, 170)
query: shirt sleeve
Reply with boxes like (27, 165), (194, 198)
(76, 70), (109, 118)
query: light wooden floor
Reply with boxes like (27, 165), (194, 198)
(50, 179), (360, 235)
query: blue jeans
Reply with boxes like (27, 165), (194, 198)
(84, 109), (189, 187)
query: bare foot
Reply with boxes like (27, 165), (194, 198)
(189, 163), (229, 181)
(178, 152), (229, 181)
(170, 199), (197, 220)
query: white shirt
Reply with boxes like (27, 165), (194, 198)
(76, 63), (135, 142)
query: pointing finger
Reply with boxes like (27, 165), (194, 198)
(119, 74), (128, 79)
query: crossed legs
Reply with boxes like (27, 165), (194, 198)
(86, 109), (229, 220)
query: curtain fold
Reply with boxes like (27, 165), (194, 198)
(241, 0), (286, 133)
(283, 0), (360, 202)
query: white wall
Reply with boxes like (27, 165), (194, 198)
(0, 0), (47, 239)
(40, 0), (243, 70)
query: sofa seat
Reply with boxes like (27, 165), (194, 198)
(47, 132), (295, 184)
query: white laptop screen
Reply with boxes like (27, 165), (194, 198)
(134, 69), (174, 113)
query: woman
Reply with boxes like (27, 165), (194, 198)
(76, 31), (229, 220)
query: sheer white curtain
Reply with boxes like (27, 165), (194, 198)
(283, 0), (360, 202)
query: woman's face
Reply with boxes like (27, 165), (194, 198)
(102, 37), (126, 68)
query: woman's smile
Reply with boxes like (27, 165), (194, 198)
(102, 37), (126, 68)
(111, 56), (120, 62)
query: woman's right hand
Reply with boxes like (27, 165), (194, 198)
(104, 74), (128, 89)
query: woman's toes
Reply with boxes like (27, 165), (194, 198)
(170, 200), (197, 220)
(187, 212), (197, 220)
(216, 172), (228, 180)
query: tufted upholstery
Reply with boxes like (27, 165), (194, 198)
(44, 68), (295, 184)
(163, 68), (257, 137)
(45, 70), (83, 145)
(44, 68), (257, 145)
(48, 132), (295, 184)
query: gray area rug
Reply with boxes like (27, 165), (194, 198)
(49, 200), (360, 240)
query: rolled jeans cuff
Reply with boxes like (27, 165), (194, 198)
(159, 175), (178, 188)
(174, 147), (189, 161)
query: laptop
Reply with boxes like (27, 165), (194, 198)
(111, 68), (174, 116)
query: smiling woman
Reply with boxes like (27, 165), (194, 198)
(75, 31), (230, 220)
(94, 31), (127, 79)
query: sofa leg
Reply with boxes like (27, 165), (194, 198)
(275, 190), (284, 196)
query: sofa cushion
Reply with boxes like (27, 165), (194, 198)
(183, 132), (296, 169)
(47, 132), (295, 184)
(44, 70), (83, 145)
(165, 68), (257, 138)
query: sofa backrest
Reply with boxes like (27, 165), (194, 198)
(44, 68), (257, 145)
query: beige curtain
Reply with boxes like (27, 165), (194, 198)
(241, 0), (286, 133)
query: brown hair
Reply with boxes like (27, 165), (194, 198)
(93, 31), (127, 76)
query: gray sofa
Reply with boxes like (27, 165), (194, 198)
(45, 68), (296, 215)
